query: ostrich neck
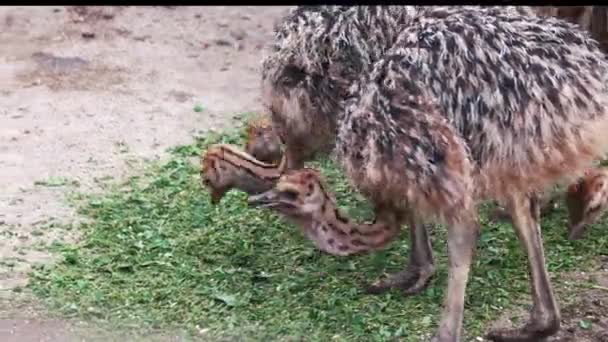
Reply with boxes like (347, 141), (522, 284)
(294, 200), (401, 257)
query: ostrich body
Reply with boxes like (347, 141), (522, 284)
(262, 6), (608, 342)
(264, 5), (536, 304)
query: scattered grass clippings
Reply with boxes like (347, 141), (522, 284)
(34, 177), (79, 187)
(193, 104), (204, 113)
(29, 121), (608, 341)
(579, 319), (592, 330)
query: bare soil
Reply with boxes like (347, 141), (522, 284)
(486, 263), (608, 342)
(0, 5), (288, 341)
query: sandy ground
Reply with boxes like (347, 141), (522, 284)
(1, 6), (606, 342)
(0, 5), (289, 341)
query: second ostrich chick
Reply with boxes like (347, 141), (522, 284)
(566, 167), (608, 240)
(200, 144), (280, 204)
(244, 115), (283, 165)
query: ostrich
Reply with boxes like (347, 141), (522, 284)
(244, 115), (283, 165)
(261, 6), (608, 342)
(488, 6), (608, 222)
(200, 144), (280, 204)
(565, 167), (608, 239)
(265, 5), (537, 303)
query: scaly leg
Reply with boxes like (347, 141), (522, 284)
(366, 215), (435, 296)
(278, 144), (305, 173)
(486, 193), (560, 341)
(432, 212), (480, 342)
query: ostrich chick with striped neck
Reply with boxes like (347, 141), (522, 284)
(248, 168), (401, 256)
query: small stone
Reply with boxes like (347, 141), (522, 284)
(230, 29), (247, 41)
(213, 39), (231, 47)
(82, 31), (95, 39)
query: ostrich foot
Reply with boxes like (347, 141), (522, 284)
(364, 265), (434, 296)
(486, 320), (560, 342)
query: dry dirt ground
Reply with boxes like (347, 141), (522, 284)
(0, 6), (606, 342)
(0, 6), (289, 341)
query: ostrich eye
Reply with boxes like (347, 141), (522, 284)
(282, 190), (298, 201)
(280, 66), (306, 87)
(307, 183), (314, 194)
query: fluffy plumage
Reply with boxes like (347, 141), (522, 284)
(337, 9), (608, 220)
(261, 6), (608, 341)
(262, 6), (534, 163)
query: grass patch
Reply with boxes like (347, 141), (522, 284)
(34, 176), (79, 187)
(29, 122), (608, 341)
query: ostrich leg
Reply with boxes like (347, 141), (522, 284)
(486, 193), (560, 341)
(282, 146), (305, 170)
(432, 212), (480, 342)
(366, 217), (435, 296)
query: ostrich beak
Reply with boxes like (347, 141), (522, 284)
(248, 189), (280, 208)
(210, 190), (222, 205)
(206, 186), (227, 205)
(567, 222), (587, 240)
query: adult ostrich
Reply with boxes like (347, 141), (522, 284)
(264, 5), (536, 300)
(261, 6), (608, 341)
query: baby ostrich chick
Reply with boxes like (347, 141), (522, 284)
(200, 144), (280, 204)
(565, 167), (608, 240)
(244, 115), (283, 165)
(264, 6), (608, 342)
(249, 168), (401, 256)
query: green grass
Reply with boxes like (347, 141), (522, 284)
(29, 122), (608, 341)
